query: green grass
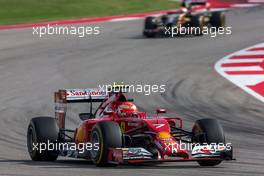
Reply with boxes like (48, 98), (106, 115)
(0, 0), (179, 25)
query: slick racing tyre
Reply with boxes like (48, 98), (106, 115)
(27, 117), (59, 161)
(192, 118), (225, 166)
(210, 12), (225, 28)
(191, 15), (204, 36)
(90, 121), (122, 167)
(143, 17), (158, 38)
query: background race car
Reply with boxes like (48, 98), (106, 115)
(143, 0), (225, 38)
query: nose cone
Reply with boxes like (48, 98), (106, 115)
(156, 132), (189, 158)
(156, 133), (178, 154)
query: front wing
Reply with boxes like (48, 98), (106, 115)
(107, 147), (234, 165)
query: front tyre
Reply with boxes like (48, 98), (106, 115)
(90, 121), (122, 167)
(27, 117), (59, 161)
(192, 118), (225, 166)
(143, 17), (158, 38)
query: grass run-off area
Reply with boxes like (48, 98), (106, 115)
(0, 0), (179, 25)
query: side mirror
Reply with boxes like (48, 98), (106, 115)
(103, 109), (114, 115)
(127, 98), (134, 102)
(156, 108), (166, 114)
(79, 113), (93, 121)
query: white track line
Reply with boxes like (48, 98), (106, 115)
(111, 17), (142, 22)
(231, 3), (260, 8)
(109, 2), (261, 23)
(248, 0), (264, 3)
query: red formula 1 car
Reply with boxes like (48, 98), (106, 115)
(27, 87), (233, 166)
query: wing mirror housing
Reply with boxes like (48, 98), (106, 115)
(127, 98), (134, 102)
(79, 113), (94, 121)
(156, 108), (166, 114)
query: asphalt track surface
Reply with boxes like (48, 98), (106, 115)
(0, 6), (264, 176)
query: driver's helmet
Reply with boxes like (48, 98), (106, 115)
(117, 102), (138, 117)
(206, 2), (211, 10)
(180, 6), (191, 15)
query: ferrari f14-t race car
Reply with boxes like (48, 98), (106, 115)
(143, 0), (226, 38)
(27, 86), (233, 166)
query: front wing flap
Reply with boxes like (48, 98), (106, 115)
(107, 147), (234, 164)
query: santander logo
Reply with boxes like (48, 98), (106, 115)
(66, 89), (106, 97)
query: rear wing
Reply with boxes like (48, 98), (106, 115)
(182, 0), (208, 6)
(54, 88), (108, 129)
(54, 86), (130, 129)
(65, 88), (107, 103)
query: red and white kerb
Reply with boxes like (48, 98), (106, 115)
(215, 43), (264, 103)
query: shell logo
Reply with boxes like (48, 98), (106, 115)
(158, 132), (171, 139)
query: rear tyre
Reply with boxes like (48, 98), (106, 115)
(27, 117), (59, 161)
(191, 15), (204, 36)
(210, 12), (225, 28)
(192, 118), (225, 166)
(90, 121), (122, 167)
(143, 17), (158, 38)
